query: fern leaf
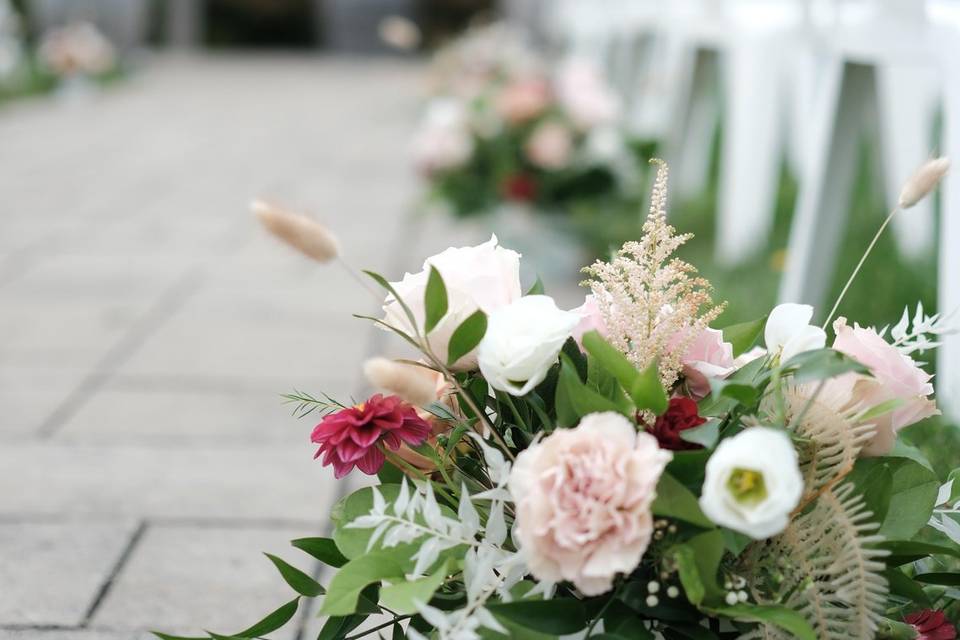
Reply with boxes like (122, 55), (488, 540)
(742, 484), (889, 640)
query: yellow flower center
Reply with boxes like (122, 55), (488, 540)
(727, 468), (767, 504)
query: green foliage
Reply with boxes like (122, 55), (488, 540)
(706, 604), (817, 640)
(291, 536), (348, 567)
(380, 560), (450, 614)
(581, 330), (668, 414)
(848, 457), (940, 540)
(264, 553), (324, 597)
(556, 352), (623, 425)
(424, 266), (449, 334)
(652, 472), (714, 529)
(781, 348), (869, 383)
(320, 550), (407, 616)
(673, 531), (724, 605)
(447, 310), (487, 366)
(720, 316), (767, 357)
(487, 599), (587, 635)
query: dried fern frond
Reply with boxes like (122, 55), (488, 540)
(581, 160), (725, 388)
(742, 483), (889, 640)
(772, 380), (877, 499)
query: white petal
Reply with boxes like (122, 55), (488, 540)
(780, 325), (826, 362)
(765, 303), (815, 351)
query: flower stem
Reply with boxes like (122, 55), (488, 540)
(343, 614), (413, 640)
(822, 207), (900, 330)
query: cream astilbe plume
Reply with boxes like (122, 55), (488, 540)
(582, 160), (725, 388)
(741, 484), (889, 640)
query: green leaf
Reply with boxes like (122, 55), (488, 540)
(678, 419), (720, 448)
(264, 554), (324, 597)
(424, 266), (448, 335)
(487, 598), (587, 635)
(707, 379), (759, 407)
(664, 624), (720, 640)
(231, 597), (300, 638)
(380, 560), (450, 614)
(316, 613), (367, 640)
(582, 330), (642, 403)
(915, 572), (960, 586)
(883, 568), (932, 605)
(556, 353), (622, 421)
(878, 540), (960, 565)
(674, 530), (725, 605)
(705, 604), (816, 640)
(363, 270), (417, 335)
(848, 458), (939, 540)
(332, 485), (403, 560)
(782, 348), (869, 383)
(291, 537), (348, 568)
(320, 550), (406, 616)
(721, 316), (766, 357)
(526, 276), (545, 296)
(634, 360), (669, 415)
(652, 472), (714, 529)
(673, 545), (705, 605)
(151, 634), (208, 640)
(720, 528), (752, 555)
(447, 310), (487, 366)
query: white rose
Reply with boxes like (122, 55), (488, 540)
(410, 98), (475, 174)
(699, 427), (803, 539)
(383, 235), (522, 371)
(478, 295), (579, 396)
(764, 303), (826, 363)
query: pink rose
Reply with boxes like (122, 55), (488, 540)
(570, 294), (607, 348)
(509, 412), (671, 595)
(669, 327), (735, 399)
(832, 318), (938, 456)
(556, 59), (620, 130)
(525, 121), (573, 170)
(495, 77), (551, 124)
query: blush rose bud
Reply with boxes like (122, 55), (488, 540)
(252, 200), (340, 264)
(899, 157), (950, 209)
(363, 357), (439, 408)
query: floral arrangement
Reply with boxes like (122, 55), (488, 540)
(37, 21), (116, 86)
(159, 160), (958, 640)
(411, 24), (646, 226)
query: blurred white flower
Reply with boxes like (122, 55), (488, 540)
(39, 22), (114, 77)
(478, 295), (579, 396)
(410, 98), (474, 175)
(764, 303), (826, 363)
(699, 427), (803, 539)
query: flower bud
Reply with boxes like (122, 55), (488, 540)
(898, 157), (950, 208)
(363, 357), (439, 407)
(252, 200), (340, 263)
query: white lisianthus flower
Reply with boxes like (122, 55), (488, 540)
(383, 235), (522, 371)
(764, 303), (826, 363)
(699, 427), (803, 539)
(478, 295), (579, 396)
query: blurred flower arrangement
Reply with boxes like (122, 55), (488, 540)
(158, 159), (959, 640)
(411, 24), (651, 258)
(0, 7), (119, 105)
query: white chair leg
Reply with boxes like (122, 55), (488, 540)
(937, 39), (960, 422)
(878, 62), (940, 260)
(779, 61), (876, 311)
(716, 37), (784, 265)
(670, 48), (721, 201)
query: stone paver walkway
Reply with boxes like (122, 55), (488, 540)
(0, 54), (474, 640)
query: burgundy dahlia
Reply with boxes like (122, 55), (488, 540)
(311, 394), (432, 479)
(905, 610), (957, 640)
(647, 397), (707, 451)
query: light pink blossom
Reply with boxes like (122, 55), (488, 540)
(570, 294), (608, 348)
(495, 77), (551, 124)
(673, 327), (735, 399)
(556, 59), (620, 130)
(525, 121), (573, 170)
(509, 412), (671, 595)
(833, 317), (939, 456)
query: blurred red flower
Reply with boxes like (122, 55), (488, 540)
(311, 394), (432, 479)
(502, 174), (537, 202)
(648, 397), (707, 451)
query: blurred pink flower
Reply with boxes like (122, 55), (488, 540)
(311, 394), (432, 478)
(832, 318), (938, 456)
(509, 412), (671, 595)
(410, 98), (474, 175)
(570, 294), (608, 347)
(556, 59), (620, 130)
(525, 121), (573, 170)
(495, 77), (551, 124)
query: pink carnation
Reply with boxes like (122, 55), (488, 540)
(311, 394), (432, 479)
(833, 318), (939, 456)
(509, 412), (671, 595)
